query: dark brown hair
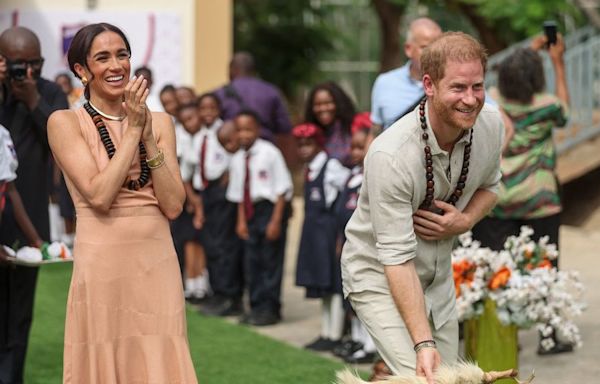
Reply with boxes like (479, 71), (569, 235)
(67, 23), (131, 99)
(498, 48), (545, 104)
(304, 81), (356, 136)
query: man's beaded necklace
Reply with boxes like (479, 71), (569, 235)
(418, 99), (473, 213)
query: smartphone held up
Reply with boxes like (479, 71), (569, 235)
(543, 20), (558, 47)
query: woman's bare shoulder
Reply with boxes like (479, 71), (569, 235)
(48, 109), (79, 133)
(151, 111), (174, 125)
(47, 109), (85, 150)
(151, 111), (175, 134)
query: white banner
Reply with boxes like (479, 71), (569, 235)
(0, 10), (182, 99)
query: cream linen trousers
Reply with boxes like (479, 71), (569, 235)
(348, 290), (459, 375)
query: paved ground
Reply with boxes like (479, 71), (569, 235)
(223, 167), (600, 382)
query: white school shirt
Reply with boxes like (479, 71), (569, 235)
(181, 121), (231, 190)
(306, 151), (350, 208)
(175, 120), (192, 163)
(0, 125), (17, 183)
(346, 165), (363, 189)
(226, 138), (293, 204)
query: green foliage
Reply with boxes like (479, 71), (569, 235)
(234, 0), (335, 98)
(459, 0), (585, 41)
(25, 262), (363, 383)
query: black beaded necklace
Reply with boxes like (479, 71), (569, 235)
(418, 98), (473, 213)
(84, 102), (150, 191)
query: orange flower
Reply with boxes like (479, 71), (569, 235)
(453, 260), (476, 297)
(488, 266), (511, 290)
(537, 259), (552, 269)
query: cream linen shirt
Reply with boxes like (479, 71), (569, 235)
(341, 102), (504, 330)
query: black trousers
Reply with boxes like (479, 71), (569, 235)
(0, 265), (39, 384)
(202, 182), (243, 299)
(245, 201), (289, 315)
(471, 213), (561, 267)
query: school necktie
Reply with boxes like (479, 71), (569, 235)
(199, 134), (208, 189)
(243, 152), (254, 220)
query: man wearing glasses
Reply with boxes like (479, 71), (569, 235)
(0, 26), (67, 383)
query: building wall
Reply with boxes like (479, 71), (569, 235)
(0, 0), (231, 93)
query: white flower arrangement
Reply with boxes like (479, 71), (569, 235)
(452, 227), (585, 350)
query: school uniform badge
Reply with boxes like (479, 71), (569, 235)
(345, 192), (358, 209)
(309, 187), (322, 201)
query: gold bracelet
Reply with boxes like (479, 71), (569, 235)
(146, 150), (165, 169)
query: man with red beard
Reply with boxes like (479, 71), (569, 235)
(341, 32), (503, 384)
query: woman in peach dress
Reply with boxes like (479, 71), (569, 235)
(48, 23), (198, 383)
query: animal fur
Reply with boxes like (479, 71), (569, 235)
(335, 361), (534, 384)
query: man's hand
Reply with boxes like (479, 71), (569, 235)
(11, 67), (40, 111)
(415, 347), (441, 384)
(265, 219), (281, 241)
(0, 55), (7, 84)
(413, 200), (472, 241)
(0, 246), (9, 264)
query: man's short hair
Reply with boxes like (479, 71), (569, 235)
(134, 66), (152, 78)
(235, 109), (262, 126)
(420, 31), (487, 84)
(159, 84), (176, 96)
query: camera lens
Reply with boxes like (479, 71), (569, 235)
(8, 63), (27, 81)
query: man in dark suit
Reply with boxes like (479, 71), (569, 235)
(0, 26), (68, 383)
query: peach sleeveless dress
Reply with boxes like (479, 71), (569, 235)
(62, 108), (198, 383)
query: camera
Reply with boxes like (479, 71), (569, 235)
(543, 20), (557, 47)
(7, 61), (27, 81)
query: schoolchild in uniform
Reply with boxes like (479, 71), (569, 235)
(293, 123), (350, 351)
(0, 124), (43, 259)
(186, 94), (245, 317)
(178, 102), (211, 302)
(333, 126), (378, 363)
(226, 109), (293, 326)
(160, 84), (190, 276)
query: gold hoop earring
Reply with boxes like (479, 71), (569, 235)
(81, 76), (88, 86)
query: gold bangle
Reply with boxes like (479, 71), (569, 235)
(146, 150), (165, 169)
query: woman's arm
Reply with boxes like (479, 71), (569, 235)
(48, 110), (144, 213)
(549, 34), (570, 107)
(141, 111), (185, 220)
(48, 77), (148, 213)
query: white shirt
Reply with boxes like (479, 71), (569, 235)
(0, 125), (17, 182)
(175, 121), (193, 164)
(306, 151), (349, 208)
(346, 165), (363, 189)
(146, 91), (164, 113)
(181, 122), (231, 190)
(226, 138), (293, 204)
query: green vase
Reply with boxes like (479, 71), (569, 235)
(464, 299), (518, 384)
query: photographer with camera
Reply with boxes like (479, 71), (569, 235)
(0, 26), (67, 383)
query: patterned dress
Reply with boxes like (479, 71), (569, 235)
(491, 92), (568, 219)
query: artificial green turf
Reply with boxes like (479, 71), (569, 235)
(24, 262), (364, 383)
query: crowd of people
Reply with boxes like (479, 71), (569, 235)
(0, 13), (572, 384)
